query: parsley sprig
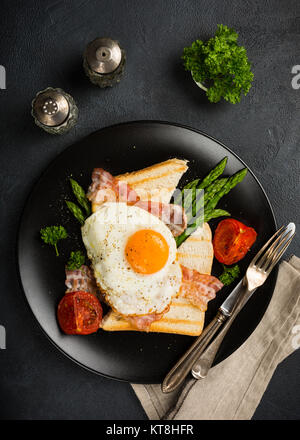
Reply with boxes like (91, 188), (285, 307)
(219, 264), (240, 286)
(182, 24), (254, 104)
(66, 250), (85, 270)
(40, 225), (68, 256)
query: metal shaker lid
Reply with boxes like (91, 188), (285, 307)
(85, 38), (122, 74)
(32, 88), (69, 127)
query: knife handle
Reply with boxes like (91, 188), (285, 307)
(161, 310), (228, 393)
(192, 285), (251, 379)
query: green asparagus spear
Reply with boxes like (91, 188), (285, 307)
(187, 178), (227, 223)
(203, 178), (228, 206)
(175, 208), (231, 247)
(188, 181), (229, 227)
(176, 157), (228, 214)
(70, 178), (91, 215)
(205, 168), (248, 212)
(181, 185), (199, 215)
(204, 208), (231, 223)
(173, 158), (247, 247)
(184, 179), (200, 190)
(175, 216), (203, 247)
(173, 178), (199, 206)
(186, 177), (228, 220)
(198, 157), (228, 189)
(65, 201), (86, 225)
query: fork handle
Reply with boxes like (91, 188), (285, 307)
(192, 286), (253, 379)
(161, 310), (228, 393)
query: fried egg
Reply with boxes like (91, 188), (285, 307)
(81, 202), (182, 316)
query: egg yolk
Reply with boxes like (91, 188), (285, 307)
(125, 229), (169, 274)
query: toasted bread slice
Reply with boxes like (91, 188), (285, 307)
(91, 158), (188, 213)
(101, 224), (213, 336)
(176, 223), (214, 275)
(101, 297), (205, 336)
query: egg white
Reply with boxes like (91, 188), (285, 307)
(81, 202), (182, 315)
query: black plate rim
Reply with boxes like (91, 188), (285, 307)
(16, 120), (278, 383)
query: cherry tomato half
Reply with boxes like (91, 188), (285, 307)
(213, 219), (257, 265)
(57, 291), (102, 335)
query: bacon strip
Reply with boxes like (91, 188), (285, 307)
(86, 168), (115, 203)
(179, 265), (223, 311)
(125, 265), (222, 329)
(126, 312), (164, 332)
(87, 168), (186, 236)
(65, 265), (99, 296)
(135, 200), (187, 237)
(87, 168), (139, 204)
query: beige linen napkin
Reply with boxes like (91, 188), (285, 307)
(131, 256), (300, 420)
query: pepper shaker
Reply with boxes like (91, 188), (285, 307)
(31, 87), (78, 135)
(83, 37), (126, 88)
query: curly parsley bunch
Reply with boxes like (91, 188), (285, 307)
(182, 24), (254, 104)
(40, 225), (68, 256)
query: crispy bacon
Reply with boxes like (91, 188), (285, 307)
(179, 265), (223, 311)
(116, 180), (140, 204)
(126, 312), (164, 332)
(135, 200), (187, 237)
(87, 168), (139, 204)
(86, 168), (116, 203)
(87, 168), (187, 236)
(65, 265), (99, 296)
(124, 266), (222, 330)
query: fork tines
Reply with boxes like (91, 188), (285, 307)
(252, 223), (296, 273)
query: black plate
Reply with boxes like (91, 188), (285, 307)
(17, 121), (277, 383)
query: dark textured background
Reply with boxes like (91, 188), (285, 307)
(0, 0), (299, 420)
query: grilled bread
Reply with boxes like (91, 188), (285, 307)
(176, 222), (213, 275)
(91, 158), (188, 213)
(101, 297), (205, 336)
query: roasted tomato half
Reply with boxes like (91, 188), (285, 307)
(213, 219), (257, 265)
(57, 291), (103, 335)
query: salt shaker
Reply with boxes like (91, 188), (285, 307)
(31, 87), (78, 135)
(83, 37), (126, 88)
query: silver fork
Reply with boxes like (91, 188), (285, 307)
(162, 223), (296, 393)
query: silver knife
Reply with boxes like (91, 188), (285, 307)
(162, 222), (295, 393)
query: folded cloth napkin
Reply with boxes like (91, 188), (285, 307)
(131, 256), (300, 420)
